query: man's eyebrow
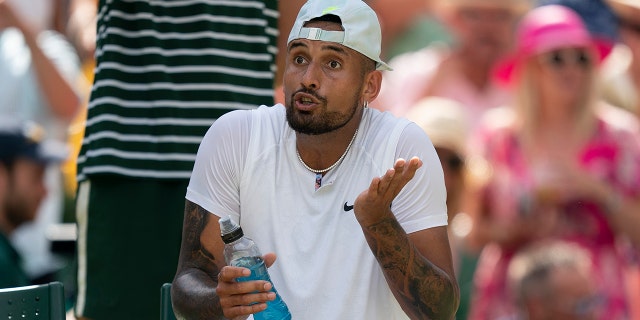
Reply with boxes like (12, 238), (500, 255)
(288, 41), (347, 56)
(323, 44), (347, 56)
(288, 41), (308, 52)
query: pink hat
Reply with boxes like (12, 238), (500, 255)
(494, 5), (605, 85)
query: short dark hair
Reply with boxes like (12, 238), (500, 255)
(308, 14), (342, 25)
(361, 57), (376, 75)
(508, 241), (592, 305)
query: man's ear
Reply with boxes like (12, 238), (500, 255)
(362, 70), (382, 103)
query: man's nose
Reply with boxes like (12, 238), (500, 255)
(300, 62), (321, 89)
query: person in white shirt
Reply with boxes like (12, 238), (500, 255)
(171, 0), (459, 319)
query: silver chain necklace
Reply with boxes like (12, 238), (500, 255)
(296, 128), (359, 174)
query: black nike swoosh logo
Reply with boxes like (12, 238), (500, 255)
(343, 202), (354, 212)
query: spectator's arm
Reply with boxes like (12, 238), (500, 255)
(0, 0), (80, 122)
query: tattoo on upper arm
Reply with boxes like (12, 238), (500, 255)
(363, 217), (453, 319)
(182, 201), (220, 279)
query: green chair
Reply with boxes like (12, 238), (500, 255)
(0, 281), (65, 320)
(161, 283), (177, 320)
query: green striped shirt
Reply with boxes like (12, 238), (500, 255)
(78, 0), (278, 180)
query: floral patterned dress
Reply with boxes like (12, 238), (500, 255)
(469, 114), (640, 320)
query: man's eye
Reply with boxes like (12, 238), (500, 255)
(294, 56), (305, 64)
(328, 60), (341, 69)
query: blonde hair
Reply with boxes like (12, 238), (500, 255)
(513, 51), (600, 149)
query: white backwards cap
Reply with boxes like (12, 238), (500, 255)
(287, 0), (392, 71)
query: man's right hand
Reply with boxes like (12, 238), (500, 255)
(216, 253), (278, 319)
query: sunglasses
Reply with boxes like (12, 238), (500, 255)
(440, 154), (464, 172)
(620, 19), (640, 35)
(540, 49), (592, 69)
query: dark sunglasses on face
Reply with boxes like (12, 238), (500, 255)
(620, 19), (640, 35)
(541, 49), (592, 69)
(442, 154), (464, 172)
(435, 148), (465, 172)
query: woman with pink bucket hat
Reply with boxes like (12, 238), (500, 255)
(466, 4), (640, 319)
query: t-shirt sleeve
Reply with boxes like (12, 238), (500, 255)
(392, 122), (448, 234)
(185, 110), (251, 222)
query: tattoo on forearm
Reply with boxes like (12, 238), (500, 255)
(173, 202), (224, 319)
(183, 201), (220, 278)
(363, 217), (454, 319)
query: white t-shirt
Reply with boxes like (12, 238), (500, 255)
(187, 104), (448, 320)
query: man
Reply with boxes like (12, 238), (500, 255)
(508, 241), (602, 320)
(0, 121), (65, 289)
(74, 1), (304, 319)
(372, 0), (530, 134)
(171, 0), (459, 319)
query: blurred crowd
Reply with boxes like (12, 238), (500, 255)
(1, 0), (640, 319)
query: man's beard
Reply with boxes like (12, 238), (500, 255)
(285, 87), (361, 135)
(4, 195), (34, 230)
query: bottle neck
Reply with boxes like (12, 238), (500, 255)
(222, 227), (244, 244)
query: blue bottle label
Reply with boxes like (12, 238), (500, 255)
(231, 256), (292, 320)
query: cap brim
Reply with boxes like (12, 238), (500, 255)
(33, 140), (68, 164)
(377, 61), (393, 71)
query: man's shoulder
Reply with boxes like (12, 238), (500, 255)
(0, 242), (31, 289)
(0, 233), (18, 256)
(218, 104), (283, 121)
(362, 108), (413, 141)
(248, 104), (286, 125)
(211, 104), (285, 140)
(0, 266), (30, 289)
(366, 107), (411, 125)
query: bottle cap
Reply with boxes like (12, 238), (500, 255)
(219, 216), (244, 243)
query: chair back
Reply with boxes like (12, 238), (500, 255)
(0, 281), (65, 320)
(161, 283), (177, 320)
